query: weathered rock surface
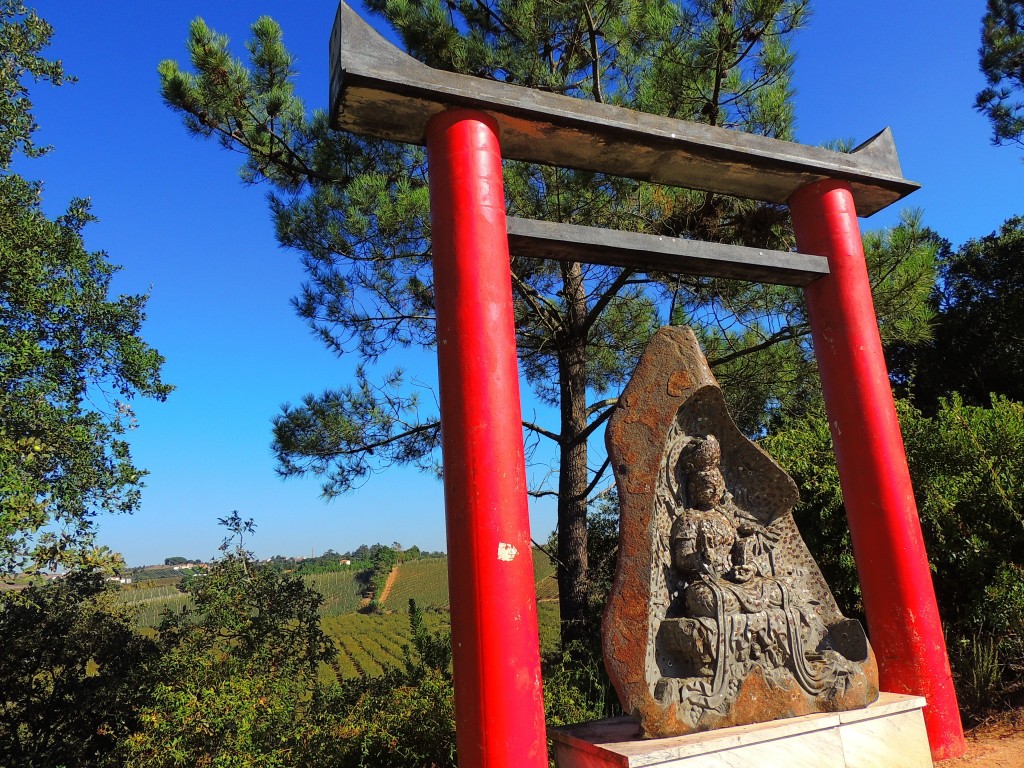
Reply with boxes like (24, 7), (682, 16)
(602, 326), (878, 738)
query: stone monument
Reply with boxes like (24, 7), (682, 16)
(603, 326), (879, 738)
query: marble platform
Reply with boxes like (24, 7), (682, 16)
(549, 692), (932, 768)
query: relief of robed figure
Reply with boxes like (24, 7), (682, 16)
(603, 327), (878, 738)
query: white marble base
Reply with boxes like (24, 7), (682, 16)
(550, 692), (932, 768)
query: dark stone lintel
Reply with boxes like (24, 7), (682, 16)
(329, 2), (919, 216)
(506, 217), (829, 285)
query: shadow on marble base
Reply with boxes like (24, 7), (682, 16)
(549, 692), (932, 768)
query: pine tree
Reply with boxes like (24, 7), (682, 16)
(888, 216), (1024, 412)
(159, 0), (932, 644)
(976, 0), (1024, 151)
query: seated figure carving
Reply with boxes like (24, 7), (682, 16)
(655, 435), (860, 723)
(602, 326), (878, 737)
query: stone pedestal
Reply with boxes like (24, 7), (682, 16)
(550, 692), (931, 768)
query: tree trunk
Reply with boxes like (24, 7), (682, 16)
(557, 259), (591, 649)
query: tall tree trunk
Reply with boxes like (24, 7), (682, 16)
(557, 259), (591, 648)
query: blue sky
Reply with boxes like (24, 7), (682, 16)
(21, 1), (1023, 566)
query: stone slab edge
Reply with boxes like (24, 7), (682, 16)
(549, 692), (928, 768)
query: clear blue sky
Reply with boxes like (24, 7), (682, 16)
(22, 1), (1023, 566)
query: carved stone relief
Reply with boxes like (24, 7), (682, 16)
(603, 326), (878, 737)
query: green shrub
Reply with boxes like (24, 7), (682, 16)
(764, 394), (1024, 714)
(542, 641), (619, 727)
(0, 572), (158, 768)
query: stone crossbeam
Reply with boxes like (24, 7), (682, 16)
(329, 2), (919, 216)
(506, 217), (828, 285)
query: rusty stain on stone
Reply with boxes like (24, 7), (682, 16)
(667, 371), (692, 396)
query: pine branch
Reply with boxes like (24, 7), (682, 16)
(586, 397), (619, 417)
(527, 489), (560, 498)
(582, 2), (604, 104)
(511, 270), (565, 336)
(523, 420), (563, 444)
(585, 481), (616, 504)
(579, 268), (635, 336)
(575, 401), (617, 445)
(707, 324), (808, 368)
(580, 456), (611, 500)
(305, 421), (439, 460)
(530, 538), (560, 567)
(471, 0), (513, 37)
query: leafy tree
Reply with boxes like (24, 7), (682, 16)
(159, 1), (933, 645)
(0, 1), (171, 575)
(0, 572), (159, 767)
(760, 410), (862, 614)
(764, 394), (1024, 708)
(127, 518), (462, 768)
(362, 543), (399, 610)
(122, 516), (336, 767)
(0, 1), (66, 165)
(976, 0), (1024, 150)
(542, 640), (619, 727)
(163, 556), (188, 566)
(889, 216), (1024, 413)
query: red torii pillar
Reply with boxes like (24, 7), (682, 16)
(790, 180), (965, 760)
(330, 3), (965, 758)
(425, 108), (548, 768)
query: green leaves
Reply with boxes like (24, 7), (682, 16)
(765, 394), (1024, 703)
(0, 572), (159, 767)
(0, 5), (170, 576)
(0, 1), (73, 166)
(123, 540), (460, 767)
(976, 0), (1024, 150)
(0, 171), (171, 574)
(124, 542), (335, 768)
(888, 215), (1024, 411)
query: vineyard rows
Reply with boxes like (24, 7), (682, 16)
(303, 570), (366, 616)
(533, 549), (559, 601)
(118, 583), (180, 603)
(124, 592), (191, 628)
(121, 569), (367, 628)
(120, 552), (561, 668)
(381, 557), (450, 609)
(319, 612), (449, 681)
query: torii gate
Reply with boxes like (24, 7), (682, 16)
(328, 3), (965, 763)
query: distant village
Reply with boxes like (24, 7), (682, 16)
(4, 544), (446, 590)
(112, 544), (445, 585)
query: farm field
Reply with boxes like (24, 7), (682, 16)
(321, 549), (562, 677)
(534, 548), (559, 601)
(305, 569), (367, 616)
(117, 581), (190, 627)
(380, 548), (559, 611)
(120, 550), (561, 675)
(319, 611), (450, 682)
(380, 556), (449, 610)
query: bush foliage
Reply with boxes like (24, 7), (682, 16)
(764, 394), (1024, 709)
